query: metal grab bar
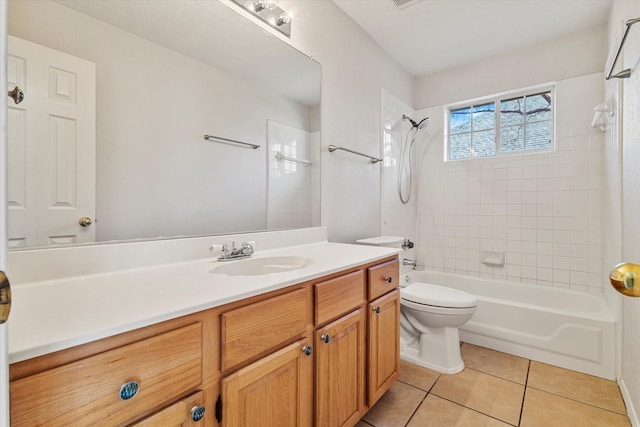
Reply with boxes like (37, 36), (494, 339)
(328, 145), (382, 164)
(204, 134), (260, 149)
(606, 17), (640, 80)
(275, 151), (311, 166)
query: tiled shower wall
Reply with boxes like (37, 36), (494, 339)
(416, 73), (606, 293)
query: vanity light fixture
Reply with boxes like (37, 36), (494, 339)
(251, 0), (276, 12)
(232, 0), (293, 37)
(274, 11), (293, 27)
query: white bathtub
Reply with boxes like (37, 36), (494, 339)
(403, 270), (616, 379)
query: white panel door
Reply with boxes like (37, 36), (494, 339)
(7, 35), (95, 248)
(1, 3), (11, 426)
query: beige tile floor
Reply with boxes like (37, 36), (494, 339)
(357, 343), (631, 427)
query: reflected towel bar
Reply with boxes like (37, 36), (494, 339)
(275, 151), (311, 166)
(606, 17), (640, 80)
(328, 145), (382, 164)
(204, 134), (260, 149)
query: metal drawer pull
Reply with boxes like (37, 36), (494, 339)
(191, 405), (206, 422)
(302, 345), (313, 356)
(373, 306), (381, 314)
(321, 334), (331, 344)
(384, 276), (393, 283)
(119, 381), (139, 400)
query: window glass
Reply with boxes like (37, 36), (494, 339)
(447, 87), (553, 160)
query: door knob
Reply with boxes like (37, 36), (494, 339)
(8, 86), (24, 104)
(0, 271), (11, 324)
(79, 217), (93, 227)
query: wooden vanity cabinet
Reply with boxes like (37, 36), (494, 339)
(131, 390), (206, 427)
(315, 309), (366, 427)
(367, 259), (400, 407)
(220, 339), (313, 427)
(9, 311), (219, 427)
(368, 289), (401, 406)
(218, 286), (313, 427)
(313, 270), (367, 427)
(9, 256), (399, 427)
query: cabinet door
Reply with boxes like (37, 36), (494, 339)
(221, 339), (313, 427)
(368, 289), (400, 406)
(316, 309), (366, 427)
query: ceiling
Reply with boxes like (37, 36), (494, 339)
(333, 0), (613, 77)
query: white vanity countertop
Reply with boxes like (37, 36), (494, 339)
(8, 241), (400, 363)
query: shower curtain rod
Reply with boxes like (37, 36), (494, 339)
(606, 17), (640, 80)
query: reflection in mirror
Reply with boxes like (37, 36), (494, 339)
(7, 0), (321, 249)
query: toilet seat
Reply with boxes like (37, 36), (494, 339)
(401, 283), (477, 309)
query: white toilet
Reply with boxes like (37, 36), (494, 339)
(399, 282), (477, 374)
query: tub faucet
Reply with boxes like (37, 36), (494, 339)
(403, 258), (417, 268)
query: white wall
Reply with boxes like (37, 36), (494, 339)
(9, 0), (314, 241)
(415, 26), (605, 110)
(413, 31), (607, 293)
(278, 0), (414, 243)
(607, 0), (640, 421)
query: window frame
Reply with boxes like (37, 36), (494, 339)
(444, 83), (556, 161)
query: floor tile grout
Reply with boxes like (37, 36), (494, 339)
(525, 385), (630, 416)
(517, 360), (532, 426)
(364, 346), (630, 427)
(427, 392), (520, 426)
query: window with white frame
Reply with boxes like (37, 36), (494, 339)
(447, 86), (554, 160)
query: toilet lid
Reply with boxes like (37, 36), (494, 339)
(401, 283), (477, 308)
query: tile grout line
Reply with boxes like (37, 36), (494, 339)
(428, 392), (520, 426)
(463, 365), (529, 387)
(517, 360), (532, 426)
(401, 373), (441, 426)
(525, 385), (631, 418)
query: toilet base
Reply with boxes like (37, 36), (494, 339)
(400, 327), (465, 374)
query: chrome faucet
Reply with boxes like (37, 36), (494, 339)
(216, 241), (255, 261)
(403, 258), (417, 268)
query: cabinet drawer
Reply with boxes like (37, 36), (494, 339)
(132, 390), (205, 427)
(221, 288), (308, 371)
(10, 323), (203, 427)
(315, 270), (365, 326)
(368, 259), (400, 300)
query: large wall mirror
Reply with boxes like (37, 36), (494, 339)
(7, 0), (321, 249)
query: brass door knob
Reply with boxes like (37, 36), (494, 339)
(79, 217), (93, 227)
(610, 263), (640, 297)
(0, 271), (11, 324)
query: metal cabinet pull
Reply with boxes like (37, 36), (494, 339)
(0, 272), (11, 324)
(302, 345), (313, 356)
(191, 405), (206, 422)
(384, 276), (393, 283)
(321, 334), (331, 344)
(373, 306), (381, 314)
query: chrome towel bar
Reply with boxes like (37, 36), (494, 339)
(606, 17), (640, 80)
(328, 145), (382, 164)
(204, 134), (260, 149)
(275, 151), (311, 166)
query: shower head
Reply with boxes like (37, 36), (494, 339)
(403, 114), (430, 131)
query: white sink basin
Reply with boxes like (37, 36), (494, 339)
(210, 256), (314, 276)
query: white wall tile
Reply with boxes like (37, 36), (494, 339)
(416, 73), (604, 294)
